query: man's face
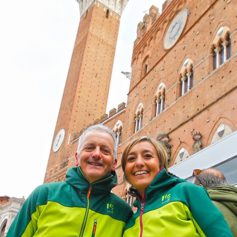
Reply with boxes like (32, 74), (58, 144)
(77, 131), (117, 183)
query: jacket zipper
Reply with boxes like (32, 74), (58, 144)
(78, 175), (112, 237)
(139, 195), (145, 237)
(79, 186), (92, 237)
(91, 219), (97, 237)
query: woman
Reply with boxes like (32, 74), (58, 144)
(122, 136), (233, 237)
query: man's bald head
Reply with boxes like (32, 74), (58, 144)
(203, 168), (226, 179)
(193, 168), (227, 188)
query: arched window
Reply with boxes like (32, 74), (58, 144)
(141, 56), (149, 77)
(179, 59), (194, 96)
(211, 123), (233, 144)
(113, 120), (123, 146)
(155, 83), (165, 116)
(175, 148), (189, 165)
(106, 9), (110, 18)
(212, 46), (217, 70)
(212, 27), (231, 70)
(226, 32), (231, 59)
(219, 43), (224, 65)
(134, 103), (144, 132)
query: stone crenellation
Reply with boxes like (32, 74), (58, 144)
(136, 5), (160, 42)
(76, 0), (129, 16)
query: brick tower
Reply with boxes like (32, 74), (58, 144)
(44, 0), (128, 182)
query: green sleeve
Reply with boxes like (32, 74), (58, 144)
(6, 185), (46, 237)
(184, 184), (234, 237)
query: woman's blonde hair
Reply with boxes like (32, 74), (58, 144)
(121, 136), (168, 172)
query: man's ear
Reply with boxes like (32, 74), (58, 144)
(75, 152), (79, 167)
(111, 159), (117, 171)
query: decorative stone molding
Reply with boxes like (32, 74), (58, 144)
(157, 133), (172, 164)
(191, 130), (203, 153)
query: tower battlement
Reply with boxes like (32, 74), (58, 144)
(76, 0), (128, 16)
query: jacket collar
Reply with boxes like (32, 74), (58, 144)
(130, 169), (184, 204)
(65, 167), (117, 194)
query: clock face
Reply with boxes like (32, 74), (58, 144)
(164, 8), (188, 50)
(52, 128), (65, 152)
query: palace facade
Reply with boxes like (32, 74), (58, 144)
(45, 0), (237, 200)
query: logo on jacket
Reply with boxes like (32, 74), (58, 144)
(106, 203), (114, 214)
(161, 193), (171, 203)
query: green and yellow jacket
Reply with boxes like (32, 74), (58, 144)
(123, 169), (233, 237)
(7, 167), (132, 237)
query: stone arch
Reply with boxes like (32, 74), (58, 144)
(0, 218), (8, 236)
(213, 26), (231, 46)
(135, 102), (144, 115)
(172, 143), (190, 165)
(113, 120), (123, 131)
(174, 147), (189, 165)
(113, 120), (123, 145)
(154, 83), (166, 116)
(134, 103), (144, 132)
(207, 118), (234, 145)
(178, 58), (194, 96)
(211, 26), (231, 69)
(155, 82), (166, 97)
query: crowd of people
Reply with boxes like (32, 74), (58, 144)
(6, 124), (236, 236)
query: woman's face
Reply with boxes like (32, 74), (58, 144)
(124, 141), (160, 195)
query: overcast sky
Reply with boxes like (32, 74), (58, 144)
(0, 0), (165, 198)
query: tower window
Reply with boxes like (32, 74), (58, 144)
(106, 9), (109, 18)
(179, 60), (194, 97)
(134, 103), (144, 132)
(180, 71), (193, 96)
(155, 83), (166, 117)
(134, 113), (143, 132)
(113, 120), (123, 146)
(141, 56), (149, 78)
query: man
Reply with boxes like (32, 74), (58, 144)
(7, 124), (132, 237)
(194, 168), (237, 236)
